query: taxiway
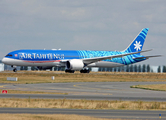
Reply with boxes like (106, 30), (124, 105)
(0, 82), (166, 101)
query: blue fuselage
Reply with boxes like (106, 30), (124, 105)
(3, 49), (145, 67)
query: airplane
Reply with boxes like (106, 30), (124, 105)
(2, 28), (161, 73)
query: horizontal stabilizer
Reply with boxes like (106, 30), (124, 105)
(133, 55), (162, 60)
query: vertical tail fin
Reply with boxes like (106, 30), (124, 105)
(124, 28), (149, 53)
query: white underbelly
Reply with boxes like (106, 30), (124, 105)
(3, 58), (60, 66)
(87, 61), (124, 68)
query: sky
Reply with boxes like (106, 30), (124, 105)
(0, 0), (165, 66)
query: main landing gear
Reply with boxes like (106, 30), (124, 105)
(65, 69), (75, 73)
(80, 69), (90, 73)
(65, 69), (90, 73)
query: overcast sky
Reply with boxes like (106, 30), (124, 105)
(0, 0), (165, 66)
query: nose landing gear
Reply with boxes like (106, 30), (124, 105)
(11, 65), (17, 72)
(13, 68), (17, 72)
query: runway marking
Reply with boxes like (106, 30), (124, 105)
(73, 83), (146, 92)
(73, 84), (112, 91)
(0, 85), (7, 88)
(73, 84), (112, 95)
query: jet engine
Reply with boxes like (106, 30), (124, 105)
(66, 59), (84, 70)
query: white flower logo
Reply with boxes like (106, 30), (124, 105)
(134, 41), (142, 51)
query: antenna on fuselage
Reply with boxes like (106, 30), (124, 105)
(52, 48), (61, 50)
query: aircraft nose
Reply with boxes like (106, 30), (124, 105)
(2, 57), (6, 64)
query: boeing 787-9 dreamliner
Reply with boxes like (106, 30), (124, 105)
(2, 28), (161, 73)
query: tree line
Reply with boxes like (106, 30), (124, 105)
(99, 64), (166, 73)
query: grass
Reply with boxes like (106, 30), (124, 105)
(130, 84), (166, 91)
(0, 98), (166, 110)
(0, 71), (166, 84)
(0, 114), (123, 120)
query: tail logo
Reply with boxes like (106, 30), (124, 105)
(134, 41), (142, 51)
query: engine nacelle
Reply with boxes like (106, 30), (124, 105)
(66, 59), (84, 70)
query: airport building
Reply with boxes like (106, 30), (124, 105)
(0, 63), (4, 71)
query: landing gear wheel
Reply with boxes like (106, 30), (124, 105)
(65, 69), (75, 73)
(13, 68), (17, 72)
(80, 69), (90, 73)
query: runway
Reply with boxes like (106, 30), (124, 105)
(1, 82), (166, 101)
(1, 93), (166, 101)
(0, 108), (166, 119)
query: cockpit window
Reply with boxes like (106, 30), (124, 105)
(5, 54), (13, 57)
